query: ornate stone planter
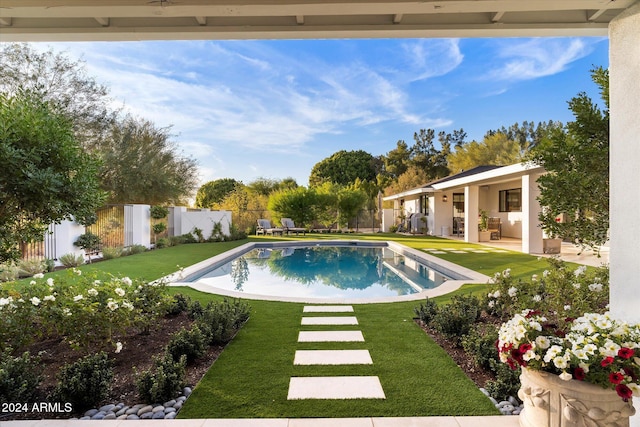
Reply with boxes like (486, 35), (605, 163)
(518, 368), (636, 427)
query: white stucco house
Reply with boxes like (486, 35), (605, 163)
(383, 162), (548, 255)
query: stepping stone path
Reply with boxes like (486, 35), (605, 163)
(287, 305), (386, 400)
(422, 247), (512, 255)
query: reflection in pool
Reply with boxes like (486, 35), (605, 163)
(183, 245), (452, 299)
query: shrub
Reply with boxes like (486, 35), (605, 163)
(461, 323), (499, 372)
(431, 294), (481, 345)
(485, 360), (521, 401)
(389, 225), (398, 233)
(167, 293), (190, 316)
(74, 232), (102, 263)
(194, 299), (251, 345)
(0, 260), (19, 282)
(125, 244), (147, 255)
(227, 224), (247, 241)
(166, 325), (207, 364)
(0, 350), (42, 403)
(18, 259), (46, 277)
(150, 205), (169, 220)
(137, 353), (186, 403)
(44, 258), (56, 272)
(414, 297), (438, 324)
(51, 352), (113, 411)
(101, 246), (123, 260)
(155, 237), (171, 249)
(187, 300), (204, 319)
(59, 253), (85, 268)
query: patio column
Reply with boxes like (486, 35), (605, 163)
(521, 172), (543, 254)
(609, 6), (640, 426)
(464, 185), (479, 242)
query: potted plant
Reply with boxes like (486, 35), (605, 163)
(478, 209), (491, 242)
(498, 311), (639, 426)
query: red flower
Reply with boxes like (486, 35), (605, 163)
(616, 384), (633, 401)
(609, 372), (624, 384)
(573, 367), (586, 381)
(519, 343), (533, 353)
(618, 348), (635, 359)
(623, 367), (637, 381)
(601, 356), (615, 367)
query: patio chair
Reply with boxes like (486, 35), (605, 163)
(281, 218), (306, 235)
(256, 219), (284, 236)
(454, 217), (465, 237)
(488, 217), (501, 240)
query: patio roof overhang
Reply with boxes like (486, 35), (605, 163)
(0, 0), (637, 42)
(431, 162), (545, 191)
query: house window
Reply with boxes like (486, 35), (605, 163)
(419, 195), (429, 215)
(499, 188), (522, 212)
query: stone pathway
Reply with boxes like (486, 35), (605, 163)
(287, 305), (386, 400)
(423, 247), (509, 254)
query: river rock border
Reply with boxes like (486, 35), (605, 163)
(75, 387), (192, 420)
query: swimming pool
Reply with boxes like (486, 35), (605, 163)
(173, 241), (489, 303)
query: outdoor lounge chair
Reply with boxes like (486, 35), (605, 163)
(256, 219), (284, 236)
(281, 218), (306, 235)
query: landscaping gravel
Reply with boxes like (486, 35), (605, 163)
(479, 388), (523, 415)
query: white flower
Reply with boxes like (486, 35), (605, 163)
(94, 280), (101, 285)
(114, 287), (125, 297)
(503, 268), (511, 277)
(88, 288), (98, 296)
(63, 308), (72, 316)
(553, 355), (569, 369)
(30, 297), (41, 306)
(488, 300), (496, 308)
(73, 268), (82, 276)
(564, 305), (571, 311)
(535, 336), (551, 350)
(0, 297), (13, 306)
(629, 383), (640, 397)
(573, 283), (581, 289)
(46, 278), (55, 287)
(493, 290), (501, 298)
(73, 294), (84, 302)
(30, 280), (36, 285)
(121, 277), (133, 286)
(531, 274), (538, 282)
(122, 301), (134, 311)
(579, 362), (590, 373)
(543, 270), (550, 277)
(43, 295), (55, 302)
(508, 287), (518, 298)
(33, 273), (44, 279)
(107, 299), (118, 311)
(589, 283), (603, 292)
(559, 371), (573, 381)
(115, 342), (123, 354)
(533, 295), (542, 302)
(574, 265), (587, 277)
(634, 357), (640, 366)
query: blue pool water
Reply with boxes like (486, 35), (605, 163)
(183, 245), (453, 299)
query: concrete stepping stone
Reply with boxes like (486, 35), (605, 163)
(450, 250), (467, 254)
(430, 251), (447, 254)
(287, 376), (385, 400)
(471, 250), (488, 253)
(294, 350), (373, 365)
(301, 316), (358, 325)
(298, 331), (364, 342)
(303, 306), (354, 313)
(494, 250), (509, 253)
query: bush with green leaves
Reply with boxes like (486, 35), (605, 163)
(125, 244), (147, 255)
(166, 325), (207, 364)
(74, 232), (102, 263)
(193, 299), (251, 345)
(137, 353), (186, 403)
(0, 260), (19, 282)
(51, 352), (113, 410)
(461, 323), (499, 372)
(414, 297), (438, 324)
(167, 293), (191, 316)
(0, 349), (42, 403)
(431, 294), (481, 345)
(485, 257), (609, 322)
(101, 246), (123, 260)
(155, 237), (171, 249)
(17, 258), (46, 277)
(485, 359), (521, 401)
(59, 253), (85, 268)
(44, 258), (56, 272)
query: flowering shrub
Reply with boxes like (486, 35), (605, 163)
(498, 310), (640, 401)
(0, 269), (171, 353)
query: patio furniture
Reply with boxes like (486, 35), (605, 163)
(281, 218), (306, 235)
(454, 217), (465, 237)
(488, 217), (502, 240)
(256, 219), (284, 236)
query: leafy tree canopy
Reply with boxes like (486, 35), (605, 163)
(246, 177), (298, 196)
(0, 43), (117, 149)
(195, 178), (242, 209)
(448, 132), (522, 173)
(528, 67), (609, 253)
(0, 92), (105, 261)
(308, 150), (378, 187)
(268, 187), (319, 227)
(486, 120), (562, 153)
(100, 115), (199, 205)
(384, 165), (431, 196)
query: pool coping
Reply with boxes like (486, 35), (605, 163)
(164, 240), (490, 304)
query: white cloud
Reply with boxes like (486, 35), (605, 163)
(489, 38), (600, 81)
(401, 39), (464, 82)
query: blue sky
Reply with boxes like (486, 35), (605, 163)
(36, 37), (609, 187)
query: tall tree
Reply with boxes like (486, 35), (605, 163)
(529, 67), (609, 253)
(488, 120), (562, 153)
(0, 93), (105, 261)
(267, 187), (319, 227)
(100, 115), (199, 205)
(0, 43), (117, 149)
(409, 128), (452, 180)
(383, 165), (431, 196)
(308, 150), (377, 187)
(447, 132), (522, 173)
(195, 178), (241, 209)
(383, 140), (411, 180)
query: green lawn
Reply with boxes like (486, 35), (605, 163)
(5, 233), (573, 417)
